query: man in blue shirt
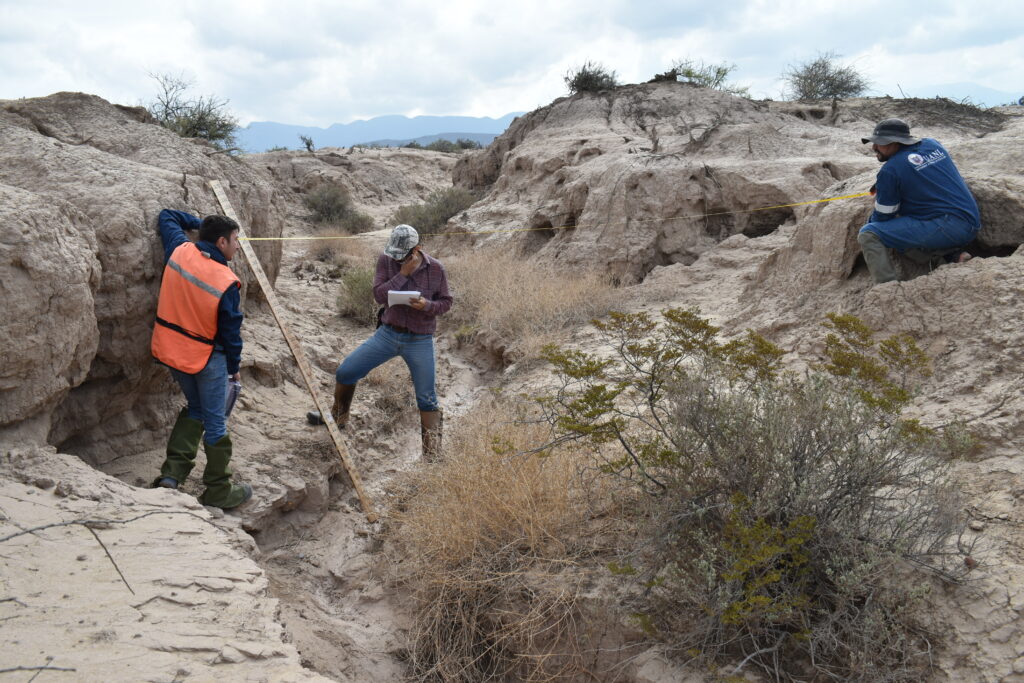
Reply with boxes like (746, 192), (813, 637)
(857, 118), (980, 283)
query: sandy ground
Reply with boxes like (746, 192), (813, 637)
(88, 203), (497, 680)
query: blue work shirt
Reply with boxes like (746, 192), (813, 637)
(870, 138), (980, 227)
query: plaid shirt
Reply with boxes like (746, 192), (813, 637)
(373, 252), (453, 334)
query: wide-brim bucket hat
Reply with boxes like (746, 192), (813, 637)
(861, 118), (920, 145)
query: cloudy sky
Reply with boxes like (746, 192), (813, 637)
(2, 0), (1022, 127)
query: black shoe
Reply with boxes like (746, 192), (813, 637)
(307, 410), (346, 428)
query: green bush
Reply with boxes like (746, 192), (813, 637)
(651, 59), (749, 97)
(303, 184), (376, 232)
(264, 145), (289, 152)
(404, 139), (482, 153)
(537, 310), (971, 680)
(337, 265), (377, 326)
(391, 187), (478, 233)
(784, 51), (869, 100)
(564, 60), (619, 94)
(146, 73), (238, 149)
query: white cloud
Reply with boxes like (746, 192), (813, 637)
(1, 0), (1021, 125)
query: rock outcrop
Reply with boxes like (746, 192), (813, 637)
(450, 83), (1021, 284)
(251, 146), (457, 224)
(0, 445), (331, 682)
(0, 93), (285, 462)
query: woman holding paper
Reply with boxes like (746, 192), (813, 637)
(307, 224), (453, 461)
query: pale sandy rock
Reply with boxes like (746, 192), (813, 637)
(449, 84), (1017, 286)
(0, 445), (331, 683)
(249, 146), (458, 224)
(0, 185), (100, 431)
(0, 92), (285, 463)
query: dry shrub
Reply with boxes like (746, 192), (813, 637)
(312, 238), (380, 327)
(389, 402), (601, 681)
(391, 187), (478, 234)
(337, 264), (377, 326)
(538, 310), (972, 681)
(363, 361), (416, 426)
(444, 247), (618, 360)
(303, 183), (377, 236)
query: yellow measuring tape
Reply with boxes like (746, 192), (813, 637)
(241, 190), (871, 241)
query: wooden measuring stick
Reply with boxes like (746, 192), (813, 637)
(210, 180), (378, 523)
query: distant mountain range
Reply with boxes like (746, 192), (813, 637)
(359, 132), (498, 148)
(236, 113), (524, 153)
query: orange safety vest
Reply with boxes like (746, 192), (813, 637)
(151, 242), (240, 374)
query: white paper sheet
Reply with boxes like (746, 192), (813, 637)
(388, 290), (421, 307)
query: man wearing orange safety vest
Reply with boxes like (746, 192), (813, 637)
(150, 209), (252, 509)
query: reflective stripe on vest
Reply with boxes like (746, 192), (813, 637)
(151, 242), (240, 374)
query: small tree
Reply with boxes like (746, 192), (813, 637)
(784, 51), (869, 100)
(146, 73), (238, 149)
(299, 134), (315, 152)
(564, 60), (619, 95)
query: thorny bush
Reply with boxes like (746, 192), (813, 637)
(536, 309), (973, 681)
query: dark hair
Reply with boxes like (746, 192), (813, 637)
(199, 215), (239, 244)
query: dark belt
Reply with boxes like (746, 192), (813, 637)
(385, 323), (413, 334)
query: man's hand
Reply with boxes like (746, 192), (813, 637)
(399, 250), (422, 277)
(230, 373), (240, 382)
(410, 296), (428, 311)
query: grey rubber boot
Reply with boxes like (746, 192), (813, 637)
(857, 230), (900, 284)
(420, 409), (444, 462)
(307, 382), (356, 428)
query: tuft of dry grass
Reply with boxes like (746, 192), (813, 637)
(362, 361), (417, 429)
(387, 401), (609, 681)
(443, 247), (619, 361)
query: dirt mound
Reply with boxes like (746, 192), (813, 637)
(449, 83), (1021, 284)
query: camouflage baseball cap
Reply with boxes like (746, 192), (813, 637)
(384, 224), (420, 260)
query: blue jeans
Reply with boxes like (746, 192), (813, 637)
(336, 325), (438, 411)
(170, 351), (228, 445)
(860, 214), (978, 253)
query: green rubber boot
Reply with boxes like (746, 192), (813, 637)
(152, 408), (204, 488)
(198, 434), (253, 509)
